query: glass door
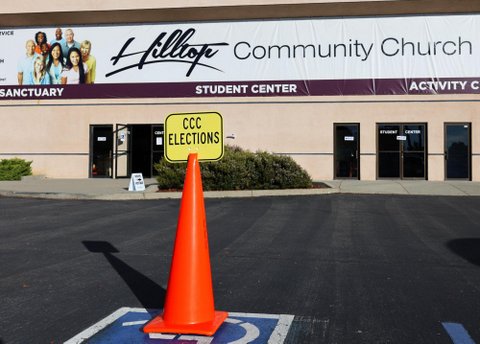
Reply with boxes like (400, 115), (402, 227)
(114, 124), (131, 178)
(445, 123), (471, 180)
(334, 123), (359, 179)
(378, 124), (401, 178)
(402, 124), (426, 179)
(151, 125), (164, 176)
(130, 125), (152, 177)
(377, 123), (427, 179)
(90, 125), (113, 178)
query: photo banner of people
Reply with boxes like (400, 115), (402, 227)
(1, 14), (480, 100)
(15, 28), (95, 86)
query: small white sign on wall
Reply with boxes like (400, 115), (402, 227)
(128, 173), (145, 192)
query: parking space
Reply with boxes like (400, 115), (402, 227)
(1, 195), (480, 343)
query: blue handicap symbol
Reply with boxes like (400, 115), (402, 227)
(65, 308), (294, 344)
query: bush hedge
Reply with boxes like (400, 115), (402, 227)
(155, 145), (312, 191)
(0, 158), (32, 181)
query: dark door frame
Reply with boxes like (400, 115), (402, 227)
(113, 123), (164, 178)
(114, 123), (131, 178)
(89, 124), (114, 178)
(334, 123), (360, 180)
(376, 123), (428, 180)
(444, 122), (471, 181)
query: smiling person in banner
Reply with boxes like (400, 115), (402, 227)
(50, 28), (66, 46)
(26, 55), (51, 85)
(17, 39), (38, 85)
(61, 47), (88, 84)
(81, 40), (96, 84)
(46, 43), (65, 84)
(34, 31), (50, 56)
(39, 42), (50, 61)
(62, 29), (81, 60)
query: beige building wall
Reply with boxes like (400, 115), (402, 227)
(1, 1), (479, 180)
(2, 1), (480, 27)
(1, 94), (479, 180)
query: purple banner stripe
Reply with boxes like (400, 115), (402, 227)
(1, 78), (479, 100)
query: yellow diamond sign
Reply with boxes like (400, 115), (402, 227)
(164, 111), (224, 163)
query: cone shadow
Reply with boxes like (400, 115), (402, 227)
(446, 238), (480, 267)
(82, 241), (166, 311)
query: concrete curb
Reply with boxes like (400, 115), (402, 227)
(0, 187), (338, 201)
(2, 179), (480, 200)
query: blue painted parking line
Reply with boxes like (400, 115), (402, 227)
(64, 307), (294, 344)
(442, 322), (476, 344)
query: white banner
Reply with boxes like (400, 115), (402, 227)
(0, 14), (480, 98)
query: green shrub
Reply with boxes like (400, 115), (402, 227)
(154, 146), (312, 190)
(0, 158), (32, 181)
(154, 159), (186, 190)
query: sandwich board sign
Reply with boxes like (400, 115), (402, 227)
(128, 173), (145, 191)
(164, 111), (224, 163)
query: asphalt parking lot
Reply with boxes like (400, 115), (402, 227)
(1, 194), (480, 343)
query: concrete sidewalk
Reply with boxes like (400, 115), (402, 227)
(326, 179), (480, 196)
(1, 176), (480, 200)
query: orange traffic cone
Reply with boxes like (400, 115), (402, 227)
(143, 153), (228, 336)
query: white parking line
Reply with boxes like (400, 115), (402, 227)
(64, 308), (294, 344)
